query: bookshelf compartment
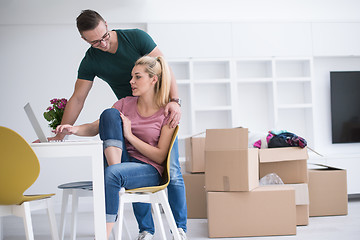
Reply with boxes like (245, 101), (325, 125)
(276, 108), (314, 146)
(236, 60), (273, 79)
(236, 82), (275, 133)
(277, 81), (312, 106)
(169, 61), (190, 80)
(194, 110), (232, 134)
(193, 61), (230, 80)
(193, 83), (231, 109)
(275, 60), (311, 78)
(178, 84), (192, 136)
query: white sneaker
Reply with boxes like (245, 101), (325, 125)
(135, 231), (154, 240)
(172, 228), (188, 240)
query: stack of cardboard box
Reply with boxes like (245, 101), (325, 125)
(183, 133), (207, 219)
(183, 127), (348, 238)
(258, 146), (310, 226)
(205, 128), (297, 238)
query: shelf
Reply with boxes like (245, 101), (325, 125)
(168, 61), (190, 80)
(236, 82), (275, 133)
(193, 78), (231, 83)
(275, 59), (311, 78)
(276, 77), (311, 82)
(193, 82), (231, 109)
(236, 78), (273, 83)
(176, 80), (191, 85)
(168, 57), (314, 149)
(192, 60), (230, 79)
(277, 81), (312, 105)
(236, 59), (273, 79)
(194, 110), (232, 134)
(277, 104), (313, 109)
(194, 106), (233, 111)
(178, 84), (192, 136)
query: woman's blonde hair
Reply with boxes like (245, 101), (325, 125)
(135, 56), (171, 107)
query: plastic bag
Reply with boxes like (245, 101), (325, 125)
(259, 173), (284, 185)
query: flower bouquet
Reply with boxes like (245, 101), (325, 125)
(43, 98), (68, 130)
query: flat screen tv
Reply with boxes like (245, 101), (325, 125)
(330, 71), (360, 143)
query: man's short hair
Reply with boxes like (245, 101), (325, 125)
(76, 9), (105, 33)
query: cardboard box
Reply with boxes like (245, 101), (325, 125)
(185, 135), (205, 173)
(183, 173), (207, 219)
(287, 183), (309, 226)
(205, 148), (259, 191)
(297, 205), (309, 226)
(205, 128), (259, 191)
(207, 185), (297, 238)
(205, 128), (248, 151)
(259, 147), (309, 183)
(308, 165), (348, 216)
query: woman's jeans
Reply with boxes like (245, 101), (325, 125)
(99, 108), (187, 233)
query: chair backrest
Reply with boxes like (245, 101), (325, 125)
(126, 126), (179, 193)
(0, 126), (40, 205)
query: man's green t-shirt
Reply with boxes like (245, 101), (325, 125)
(77, 29), (157, 99)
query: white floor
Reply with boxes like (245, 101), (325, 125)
(2, 197), (360, 240)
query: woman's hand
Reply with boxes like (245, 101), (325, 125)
(164, 101), (181, 128)
(120, 112), (133, 139)
(55, 124), (78, 135)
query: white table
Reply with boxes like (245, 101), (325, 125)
(30, 141), (106, 240)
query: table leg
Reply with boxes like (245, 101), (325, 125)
(91, 145), (107, 239)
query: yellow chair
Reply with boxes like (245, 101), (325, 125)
(115, 126), (181, 240)
(0, 126), (59, 240)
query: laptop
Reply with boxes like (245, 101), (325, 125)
(24, 102), (49, 142)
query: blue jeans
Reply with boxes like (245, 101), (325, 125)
(99, 108), (187, 233)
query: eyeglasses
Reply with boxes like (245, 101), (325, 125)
(88, 31), (110, 47)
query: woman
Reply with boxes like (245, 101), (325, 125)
(56, 55), (176, 239)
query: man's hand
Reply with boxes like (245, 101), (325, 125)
(32, 132), (66, 143)
(55, 124), (78, 135)
(164, 101), (181, 128)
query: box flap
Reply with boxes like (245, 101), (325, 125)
(205, 128), (248, 151)
(286, 183), (309, 205)
(259, 147), (309, 163)
(307, 163), (344, 171)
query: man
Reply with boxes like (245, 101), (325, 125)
(53, 10), (187, 240)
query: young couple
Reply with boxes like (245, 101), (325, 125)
(53, 9), (187, 240)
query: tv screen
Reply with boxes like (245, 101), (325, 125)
(330, 71), (360, 143)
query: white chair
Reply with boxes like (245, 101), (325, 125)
(58, 181), (93, 240)
(0, 126), (59, 240)
(58, 183), (131, 239)
(115, 126), (181, 240)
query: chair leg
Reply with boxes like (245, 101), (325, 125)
(113, 208), (132, 240)
(59, 190), (70, 240)
(152, 202), (167, 240)
(123, 216), (132, 240)
(157, 191), (181, 240)
(20, 202), (35, 240)
(116, 198), (125, 240)
(70, 190), (79, 240)
(46, 198), (60, 240)
(0, 217), (3, 240)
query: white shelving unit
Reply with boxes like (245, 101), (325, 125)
(170, 57), (314, 157)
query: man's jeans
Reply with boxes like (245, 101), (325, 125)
(99, 108), (187, 234)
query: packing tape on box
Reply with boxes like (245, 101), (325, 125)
(223, 176), (230, 191)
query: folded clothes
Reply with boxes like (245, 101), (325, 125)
(253, 130), (307, 149)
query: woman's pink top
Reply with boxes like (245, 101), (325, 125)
(113, 96), (170, 174)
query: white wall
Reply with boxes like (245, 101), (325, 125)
(1, 0), (360, 211)
(2, 0), (360, 141)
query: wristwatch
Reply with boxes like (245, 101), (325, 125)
(170, 98), (182, 107)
